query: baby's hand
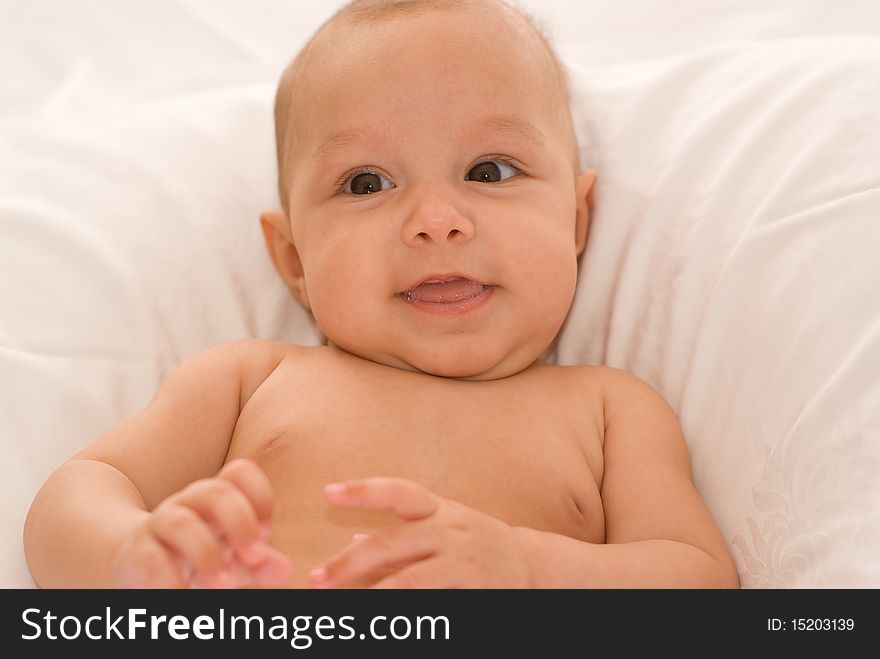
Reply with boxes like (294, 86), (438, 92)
(308, 478), (532, 588)
(112, 459), (292, 588)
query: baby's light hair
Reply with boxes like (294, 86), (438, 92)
(273, 0), (575, 213)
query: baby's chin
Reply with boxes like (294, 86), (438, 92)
(361, 344), (541, 381)
(406, 356), (527, 381)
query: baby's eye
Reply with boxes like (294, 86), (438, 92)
(466, 160), (519, 183)
(343, 171), (395, 195)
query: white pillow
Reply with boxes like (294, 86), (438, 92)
(2, 1), (879, 589)
(1, 0), (331, 588)
(558, 37), (880, 586)
(0, 86), (324, 586)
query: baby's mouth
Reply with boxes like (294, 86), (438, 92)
(397, 277), (494, 303)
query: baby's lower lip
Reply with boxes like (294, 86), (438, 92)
(396, 282), (495, 315)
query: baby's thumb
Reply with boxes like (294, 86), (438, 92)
(227, 546), (292, 587)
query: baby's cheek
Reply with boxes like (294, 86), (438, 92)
(527, 252), (578, 326)
(309, 279), (383, 346)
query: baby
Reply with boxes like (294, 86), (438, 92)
(24, 0), (739, 589)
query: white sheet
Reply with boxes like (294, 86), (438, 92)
(2, 0), (879, 588)
(559, 38), (880, 586)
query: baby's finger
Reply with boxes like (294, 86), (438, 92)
(309, 523), (438, 589)
(150, 506), (227, 584)
(323, 478), (439, 520)
(176, 479), (263, 560)
(217, 459), (274, 522)
(250, 548), (295, 586)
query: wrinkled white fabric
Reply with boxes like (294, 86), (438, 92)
(558, 39), (880, 586)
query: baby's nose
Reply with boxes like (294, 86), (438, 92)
(401, 196), (475, 246)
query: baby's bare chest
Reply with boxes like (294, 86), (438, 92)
(228, 356), (606, 547)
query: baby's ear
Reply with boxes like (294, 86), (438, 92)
(259, 210), (310, 310)
(574, 169), (598, 256)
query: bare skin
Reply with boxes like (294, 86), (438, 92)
(23, 1), (739, 589)
(25, 340), (736, 588)
(234, 345), (606, 588)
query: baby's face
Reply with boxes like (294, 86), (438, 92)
(270, 5), (595, 380)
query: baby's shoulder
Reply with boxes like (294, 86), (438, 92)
(215, 339), (313, 404)
(561, 364), (679, 433)
(543, 363), (666, 410)
(226, 338), (308, 362)
(543, 362), (634, 389)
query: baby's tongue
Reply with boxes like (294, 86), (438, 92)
(406, 278), (484, 303)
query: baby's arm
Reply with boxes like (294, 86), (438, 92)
(23, 340), (291, 588)
(519, 368), (739, 587)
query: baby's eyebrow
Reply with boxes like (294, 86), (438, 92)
(465, 115), (548, 147)
(309, 115), (547, 164)
(310, 130), (369, 163)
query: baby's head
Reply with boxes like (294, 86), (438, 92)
(261, 0), (595, 380)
